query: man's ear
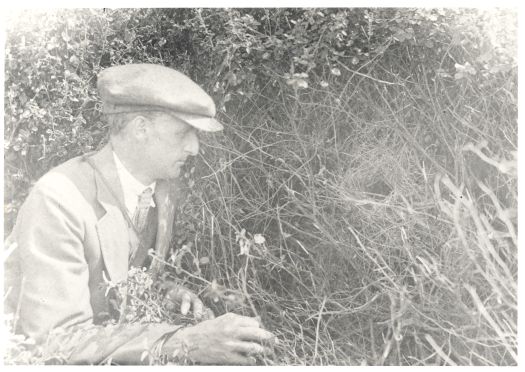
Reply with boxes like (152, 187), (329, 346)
(129, 115), (150, 140)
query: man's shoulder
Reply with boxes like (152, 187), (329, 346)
(49, 153), (94, 182)
(32, 153), (98, 207)
(12, 155), (99, 234)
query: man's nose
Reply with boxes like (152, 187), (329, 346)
(184, 130), (200, 156)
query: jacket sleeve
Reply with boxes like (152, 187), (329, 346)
(6, 173), (179, 365)
(42, 321), (181, 364)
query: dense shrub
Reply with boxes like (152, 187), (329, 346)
(4, 8), (517, 365)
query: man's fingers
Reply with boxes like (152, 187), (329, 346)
(227, 353), (257, 366)
(204, 307), (216, 320)
(193, 297), (204, 320)
(236, 327), (276, 344)
(228, 341), (273, 357)
(180, 292), (192, 315)
(168, 286), (208, 318)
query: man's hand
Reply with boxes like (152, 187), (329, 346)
(164, 285), (214, 321)
(164, 313), (276, 365)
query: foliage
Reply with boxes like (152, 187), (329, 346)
(4, 8), (517, 365)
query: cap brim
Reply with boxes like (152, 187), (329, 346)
(174, 113), (224, 132)
(103, 103), (224, 132)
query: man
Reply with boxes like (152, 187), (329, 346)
(4, 64), (275, 364)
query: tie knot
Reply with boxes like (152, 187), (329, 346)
(137, 187), (154, 209)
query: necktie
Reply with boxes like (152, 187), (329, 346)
(132, 187), (154, 233)
(130, 187), (156, 266)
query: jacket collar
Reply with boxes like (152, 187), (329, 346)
(90, 143), (127, 212)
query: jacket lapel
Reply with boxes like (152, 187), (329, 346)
(90, 144), (133, 283)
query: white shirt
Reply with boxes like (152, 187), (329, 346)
(112, 152), (156, 217)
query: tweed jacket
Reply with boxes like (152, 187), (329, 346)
(4, 144), (182, 364)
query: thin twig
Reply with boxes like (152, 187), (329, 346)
(336, 59), (404, 86)
(424, 334), (457, 366)
(312, 296), (327, 364)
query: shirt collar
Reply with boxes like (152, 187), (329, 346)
(112, 151), (156, 214)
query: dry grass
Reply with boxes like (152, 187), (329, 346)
(172, 43), (517, 365)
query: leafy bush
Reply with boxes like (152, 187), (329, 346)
(4, 8), (517, 365)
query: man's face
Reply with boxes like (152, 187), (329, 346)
(143, 112), (200, 180)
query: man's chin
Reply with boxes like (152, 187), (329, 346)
(168, 167), (182, 179)
(159, 163), (184, 180)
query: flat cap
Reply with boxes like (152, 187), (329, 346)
(97, 64), (223, 132)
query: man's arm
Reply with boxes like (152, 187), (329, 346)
(41, 321), (179, 364)
(5, 173), (178, 364)
(6, 173), (276, 365)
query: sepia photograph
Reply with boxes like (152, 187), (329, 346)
(2, 5), (518, 365)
